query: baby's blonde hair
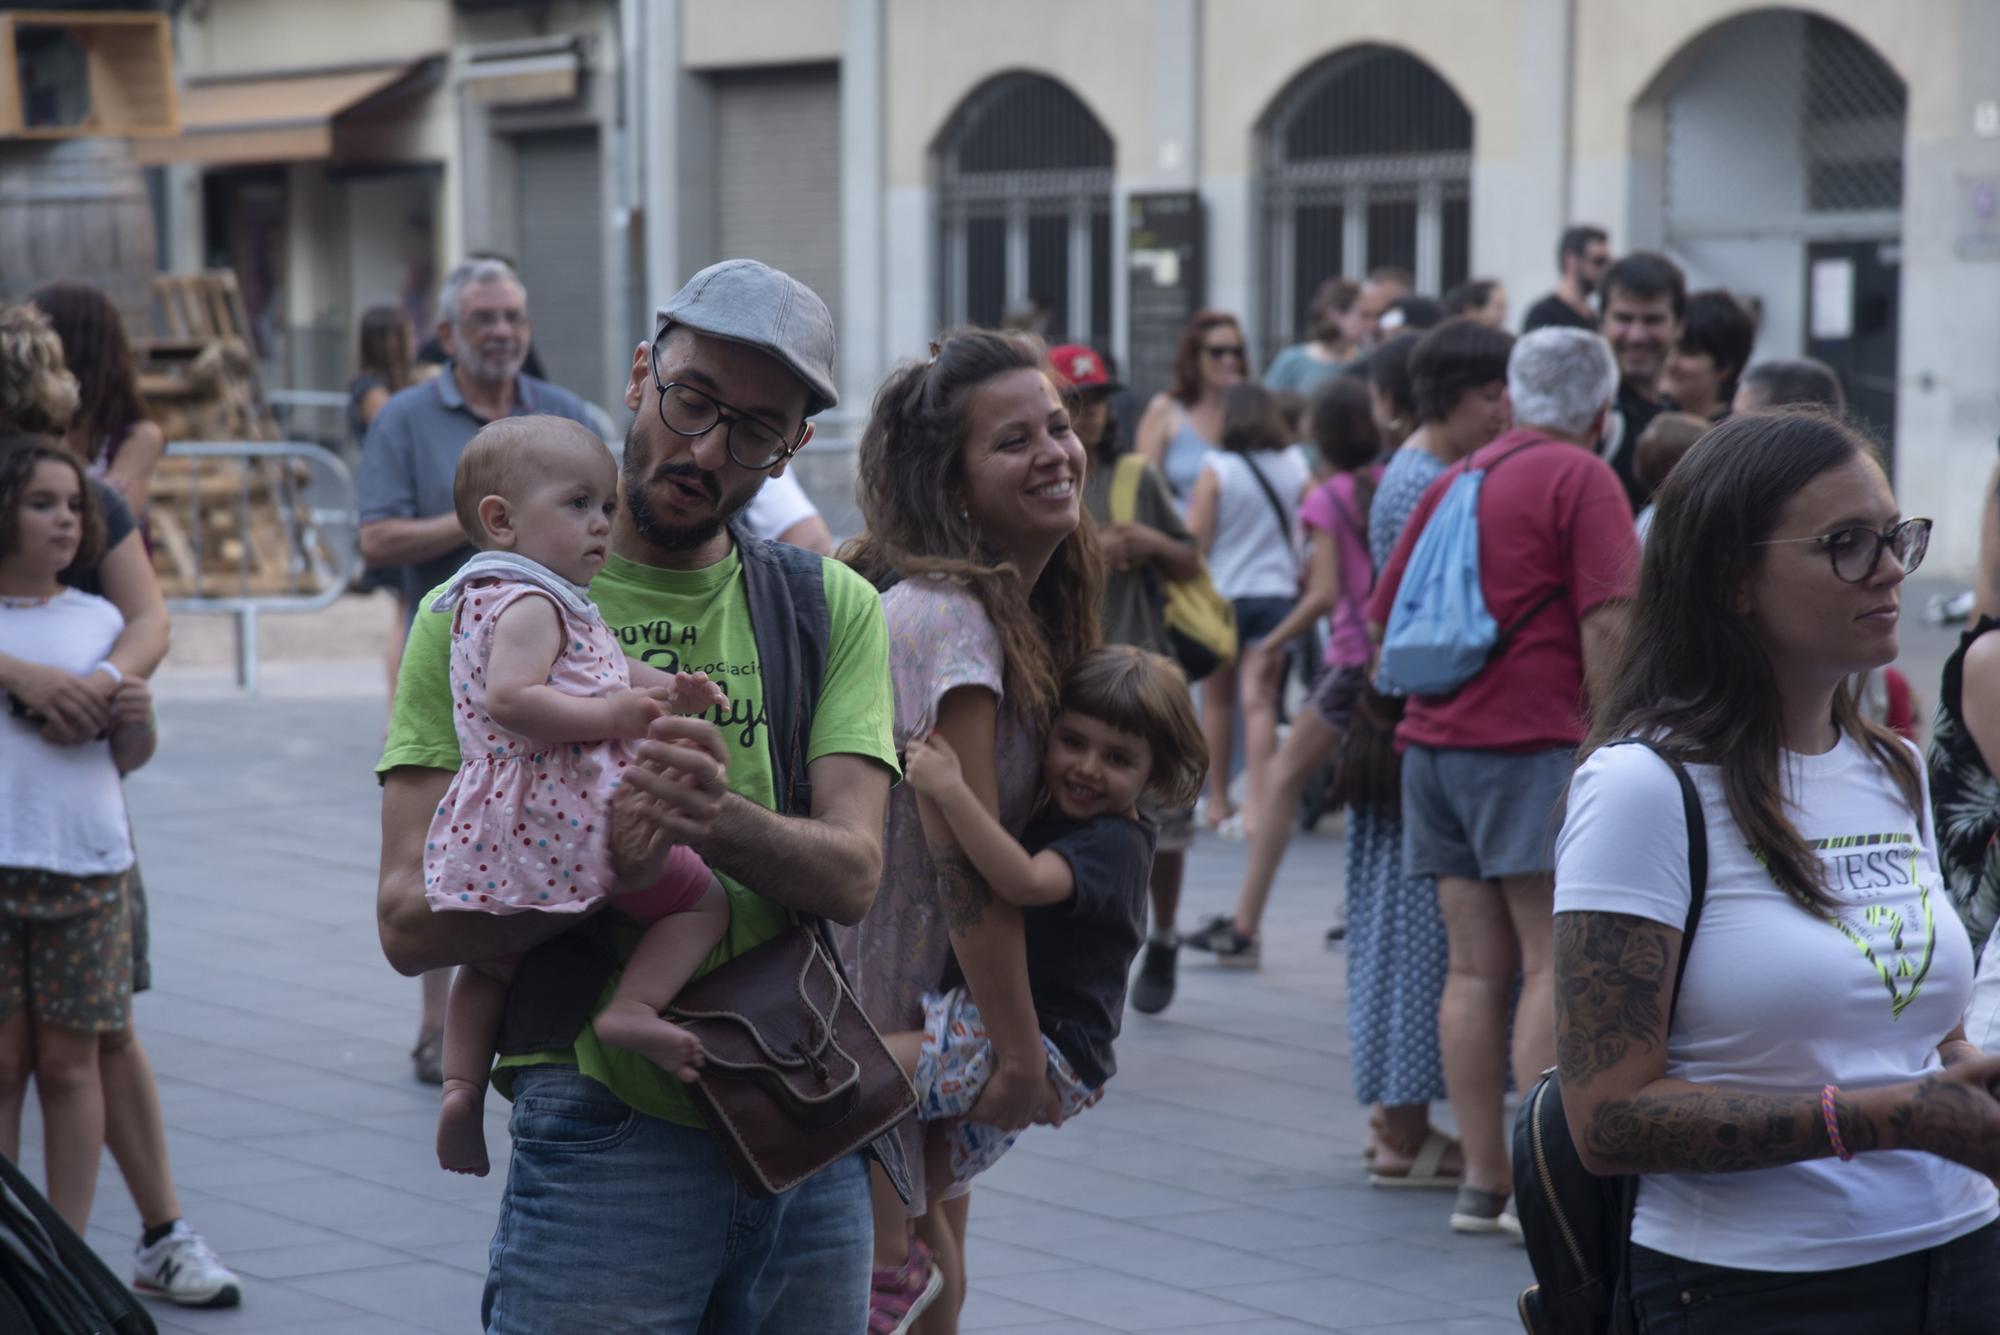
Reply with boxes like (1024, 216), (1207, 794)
(452, 415), (610, 546)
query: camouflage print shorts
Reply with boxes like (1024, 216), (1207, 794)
(0, 866), (132, 1033)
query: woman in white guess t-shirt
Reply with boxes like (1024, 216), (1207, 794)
(1554, 411), (2000, 1332)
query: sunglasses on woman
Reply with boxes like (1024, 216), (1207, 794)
(1203, 344), (1246, 362)
(1753, 516), (1931, 584)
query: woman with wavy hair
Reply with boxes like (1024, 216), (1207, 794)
(1131, 308), (1247, 498)
(28, 283), (165, 513)
(839, 328), (1102, 1334)
(1555, 410), (2000, 1329)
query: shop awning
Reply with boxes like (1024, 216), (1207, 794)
(460, 37), (582, 107)
(134, 59), (435, 166)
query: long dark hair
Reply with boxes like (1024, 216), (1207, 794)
(1312, 373), (1381, 534)
(842, 329), (1104, 728)
(1583, 411), (1920, 913)
(27, 283), (148, 455)
(1168, 310), (1241, 406)
(357, 304), (415, 393)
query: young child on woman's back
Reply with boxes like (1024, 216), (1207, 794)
(425, 416), (731, 1176)
(874, 645), (1207, 1330)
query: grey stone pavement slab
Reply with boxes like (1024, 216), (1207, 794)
(17, 663), (1552, 1333)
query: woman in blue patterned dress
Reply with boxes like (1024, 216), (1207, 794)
(1343, 322), (1514, 1187)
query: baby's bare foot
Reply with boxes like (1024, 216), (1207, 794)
(437, 1081), (490, 1176)
(594, 999), (705, 1082)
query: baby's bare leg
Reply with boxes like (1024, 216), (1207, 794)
(884, 1029), (922, 1080)
(437, 961), (514, 1176)
(592, 882), (731, 1082)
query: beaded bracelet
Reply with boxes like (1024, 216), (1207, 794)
(1821, 1084), (1854, 1162)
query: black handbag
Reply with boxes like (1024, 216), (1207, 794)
(1514, 738), (1708, 1335)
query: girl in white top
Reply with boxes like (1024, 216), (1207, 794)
(0, 439), (157, 1230)
(1554, 411), (2000, 1331)
(1186, 383), (1311, 837)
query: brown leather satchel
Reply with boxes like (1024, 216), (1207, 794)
(666, 925), (917, 1199)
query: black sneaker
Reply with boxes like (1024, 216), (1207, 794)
(1129, 940), (1177, 1014)
(1181, 914), (1262, 968)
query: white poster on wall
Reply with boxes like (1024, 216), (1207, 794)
(1810, 258), (1855, 341)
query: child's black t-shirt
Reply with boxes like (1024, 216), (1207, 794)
(1019, 811), (1156, 1088)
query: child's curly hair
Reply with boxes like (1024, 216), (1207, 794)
(1059, 646), (1208, 809)
(0, 304), (80, 437)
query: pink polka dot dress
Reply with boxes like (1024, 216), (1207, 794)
(423, 555), (634, 916)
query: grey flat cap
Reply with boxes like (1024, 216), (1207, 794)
(656, 259), (838, 417)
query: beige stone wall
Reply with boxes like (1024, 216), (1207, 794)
(177, 0), (455, 75)
(682, 0), (842, 68)
(882, 0), (1154, 188)
(1197, 0), (1524, 176)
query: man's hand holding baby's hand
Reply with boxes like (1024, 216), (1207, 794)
(903, 733), (965, 801)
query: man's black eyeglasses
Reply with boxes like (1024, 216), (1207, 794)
(650, 333), (804, 471)
(1754, 516), (1931, 584)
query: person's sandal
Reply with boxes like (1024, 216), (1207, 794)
(868, 1237), (942, 1335)
(1368, 1128), (1464, 1189)
(411, 1028), (444, 1086)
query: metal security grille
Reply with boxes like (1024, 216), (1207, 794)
(1259, 46), (1472, 358)
(1664, 11), (1905, 230)
(1802, 15), (1903, 212)
(515, 127), (605, 404)
(937, 74), (1113, 349)
(714, 66), (843, 341)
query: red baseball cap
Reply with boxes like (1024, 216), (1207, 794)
(1048, 344), (1122, 393)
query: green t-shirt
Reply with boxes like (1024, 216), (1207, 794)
(378, 546), (898, 1125)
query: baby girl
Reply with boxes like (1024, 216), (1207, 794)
(425, 415), (730, 1175)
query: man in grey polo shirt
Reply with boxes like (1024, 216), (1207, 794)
(356, 256), (594, 1087)
(357, 257), (594, 624)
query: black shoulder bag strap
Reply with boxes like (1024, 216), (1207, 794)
(731, 519), (829, 819)
(1241, 452), (1298, 551)
(1600, 736), (1709, 1327)
(733, 521), (916, 1204)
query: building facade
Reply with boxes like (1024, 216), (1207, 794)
(145, 0), (2000, 573)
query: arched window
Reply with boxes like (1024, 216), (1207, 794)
(936, 73), (1113, 348)
(1259, 46), (1472, 354)
(1651, 8), (1905, 453)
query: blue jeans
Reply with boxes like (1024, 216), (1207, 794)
(481, 1066), (871, 1334)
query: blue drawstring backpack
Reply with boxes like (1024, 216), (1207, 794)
(1379, 441), (1563, 698)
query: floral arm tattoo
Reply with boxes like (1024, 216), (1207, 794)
(1556, 911), (1881, 1174)
(935, 850), (990, 934)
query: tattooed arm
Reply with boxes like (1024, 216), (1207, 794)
(1555, 910), (2000, 1177)
(915, 685), (1058, 1133)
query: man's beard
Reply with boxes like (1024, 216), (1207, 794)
(462, 341), (526, 383)
(621, 422), (754, 554)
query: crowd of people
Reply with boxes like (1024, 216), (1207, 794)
(3, 206), (1999, 1333)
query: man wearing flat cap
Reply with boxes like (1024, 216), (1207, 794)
(374, 260), (898, 1332)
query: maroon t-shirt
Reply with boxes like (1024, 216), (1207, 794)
(1367, 428), (1638, 754)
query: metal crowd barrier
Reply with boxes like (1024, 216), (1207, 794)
(155, 440), (360, 691)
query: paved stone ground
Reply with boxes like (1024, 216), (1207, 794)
(36, 578), (1971, 1332)
(4, 662), (1540, 1334)
(33, 581), (1964, 1333)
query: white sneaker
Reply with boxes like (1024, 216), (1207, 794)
(133, 1220), (242, 1308)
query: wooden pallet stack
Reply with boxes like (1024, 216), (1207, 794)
(135, 271), (336, 600)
